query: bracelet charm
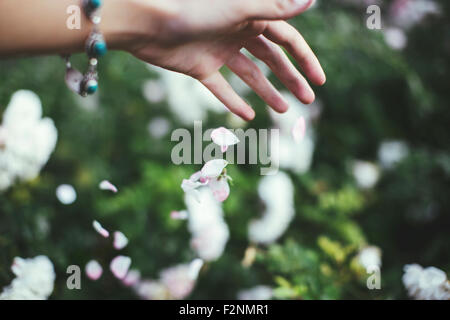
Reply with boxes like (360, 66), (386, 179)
(63, 0), (106, 97)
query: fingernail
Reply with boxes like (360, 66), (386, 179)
(294, 0), (314, 8)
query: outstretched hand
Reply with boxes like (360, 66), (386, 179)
(130, 0), (325, 120)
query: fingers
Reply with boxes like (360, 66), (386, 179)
(245, 35), (315, 104)
(237, 0), (315, 21)
(264, 21), (326, 86)
(200, 71), (255, 121)
(226, 52), (289, 113)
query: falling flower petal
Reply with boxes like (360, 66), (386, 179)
(292, 116), (306, 143)
(93, 220), (109, 238)
(113, 231), (129, 250)
(208, 178), (230, 202)
(122, 269), (141, 287)
(201, 159), (228, 179)
(170, 210), (189, 220)
(188, 259), (204, 280)
(85, 260), (103, 281)
(211, 127), (239, 153)
(99, 180), (118, 193)
(110, 256), (131, 279)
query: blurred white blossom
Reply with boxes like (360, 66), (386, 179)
(357, 246), (382, 269)
(237, 285), (273, 300)
(0, 256), (55, 300)
(352, 160), (380, 189)
(249, 171), (295, 244)
(384, 28), (408, 50)
(56, 184), (77, 205)
(185, 188), (230, 261)
(0, 90), (57, 191)
(378, 140), (409, 169)
(402, 264), (450, 300)
(147, 65), (225, 125)
(269, 92), (316, 174)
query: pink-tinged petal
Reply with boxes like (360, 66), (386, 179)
(181, 179), (202, 193)
(292, 116), (306, 143)
(170, 210), (189, 220)
(208, 178), (230, 202)
(85, 260), (103, 280)
(110, 255), (131, 279)
(122, 269), (141, 287)
(201, 159), (228, 179)
(211, 127), (240, 153)
(113, 231), (129, 250)
(93, 220), (109, 238)
(99, 180), (118, 193)
(188, 258), (204, 280)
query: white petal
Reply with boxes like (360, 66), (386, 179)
(93, 220), (109, 238)
(56, 184), (77, 205)
(110, 256), (131, 279)
(208, 178), (230, 202)
(292, 116), (306, 143)
(122, 269), (141, 287)
(85, 260), (103, 280)
(99, 180), (118, 193)
(188, 258), (204, 280)
(113, 231), (129, 250)
(211, 127), (239, 151)
(201, 159), (228, 179)
(170, 210), (189, 220)
(181, 179), (202, 193)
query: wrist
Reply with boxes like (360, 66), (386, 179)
(101, 0), (178, 52)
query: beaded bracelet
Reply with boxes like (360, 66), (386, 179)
(64, 0), (108, 96)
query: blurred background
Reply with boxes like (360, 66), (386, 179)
(0, 0), (449, 300)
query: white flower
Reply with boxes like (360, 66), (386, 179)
(0, 90), (57, 191)
(134, 259), (202, 300)
(185, 188), (229, 261)
(147, 65), (225, 125)
(357, 246), (382, 269)
(181, 160), (231, 202)
(390, 0), (440, 30)
(248, 171), (295, 244)
(237, 286), (273, 300)
(0, 256), (55, 300)
(352, 160), (380, 189)
(378, 140), (409, 169)
(384, 28), (408, 51)
(56, 184), (77, 205)
(402, 264), (450, 300)
(93, 220), (109, 238)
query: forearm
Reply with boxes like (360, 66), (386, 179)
(0, 0), (164, 57)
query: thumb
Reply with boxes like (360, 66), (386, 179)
(238, 0), (315, 21)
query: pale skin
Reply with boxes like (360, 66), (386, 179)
(0, 0), (326, 120)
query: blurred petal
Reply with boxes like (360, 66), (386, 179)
(93, 220), (109, 238)
(292, 116), (306, 143)
(113, 231), (129, 250)
(211, 127), (239, 153)
(122, 269), (141, 287)
(208, 178), (230, 202)
(201, 159), (228, 178)
(110, 256), (132, 279)
(99, 180), (118, 193)
(85, 260), (103, 281)
(170, 210), (189, 220)
(188, 258), (204, 280)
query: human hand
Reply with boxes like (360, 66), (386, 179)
(127, 0), (326, 120)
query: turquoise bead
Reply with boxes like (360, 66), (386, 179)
(86, 81), (98, 94)
(89, 0), (102, 9)
(93, 41), (107, 57)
